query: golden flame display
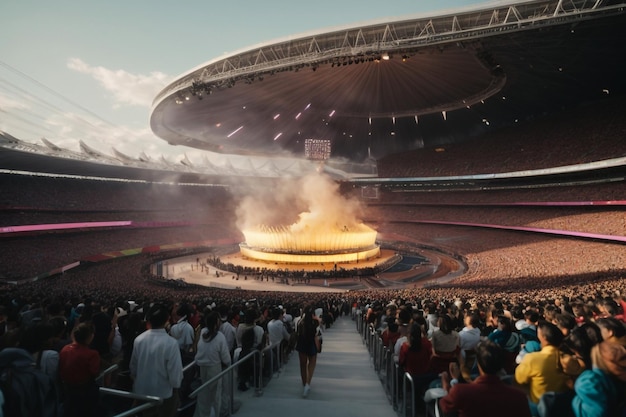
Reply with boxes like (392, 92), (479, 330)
(240, 222), (379, 264)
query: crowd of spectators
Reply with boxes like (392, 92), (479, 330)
(2, 253), (626, 415)
(363, 282), (626, 416)
(377, 97), (626, 178)
(204, 255), (386, 284)
(1, 93), (625, 415)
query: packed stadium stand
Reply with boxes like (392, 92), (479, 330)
(2, 1), (626, 415)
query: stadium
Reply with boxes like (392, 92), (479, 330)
(1, 0), (624, 290)
(1, 0), (626, 416)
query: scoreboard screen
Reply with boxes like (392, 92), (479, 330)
(304, 139), (331, 160)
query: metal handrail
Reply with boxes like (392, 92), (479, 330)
(357, 316), (401, 410)
(95, 363), (119, 385)
(101, 340), (291, 417)
(403, 372), (416, 417)
(99, 387), (163, 417)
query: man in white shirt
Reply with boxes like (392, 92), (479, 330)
(267, 307), (291, 373)
(130, 304), (183, 417)
(267, 307), (290, 347)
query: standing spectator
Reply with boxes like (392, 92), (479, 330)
(236, 309), (265, 392)
(515, 321), (569, 416)
(193, 311), (231, 417)
(58, 322), (101, 417)
(267, 306), (290, 371)
(218, 306), (237, 358)
(267, 307), (290, 348)
(295, 305), (321, 398)
(130, 304), (183, 417)
(169, 303), (195, 364)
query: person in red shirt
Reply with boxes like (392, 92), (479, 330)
(59, 322), (101, 417)
(399, 321), (435, 407)
(381, 317), (401, 349)
(439, 340), (531, 417)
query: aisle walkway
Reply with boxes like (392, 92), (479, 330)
(233, 316), (397, 417)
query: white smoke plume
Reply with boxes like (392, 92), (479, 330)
(234, 172), (368, 233)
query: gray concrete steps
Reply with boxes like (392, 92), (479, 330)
(232, 316), (397, 417)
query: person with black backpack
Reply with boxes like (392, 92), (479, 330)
(235, 308), (265, 392)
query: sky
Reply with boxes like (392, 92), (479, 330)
(0, 0), (488, 163)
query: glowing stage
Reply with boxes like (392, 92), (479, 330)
(239, 222), (380, 264)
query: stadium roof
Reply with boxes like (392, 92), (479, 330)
(150, 0), (626, 170)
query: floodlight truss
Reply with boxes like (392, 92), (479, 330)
(153, 0), (623, 107)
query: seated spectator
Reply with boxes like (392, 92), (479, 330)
(458, 313), (482, 380)
(572, 341), (626, 417)
(399, 322), (435, 412)
(519, 310), (540, 344)
(515, 321), (569, 417)
(488, 316), (521, 373)
(538, 323), (599, 417)
(428, 314), (460, 375)
(438, 340), (531, 417)
(399, 322), (434, 379)
(597, 297), (622, 320)
(553, 313), (577, 337)
(380, 317), (401, 350)
(596, 317), (626, 347)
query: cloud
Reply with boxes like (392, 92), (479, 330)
(0, 93), (30, 111)
(67, 58), (172, 108)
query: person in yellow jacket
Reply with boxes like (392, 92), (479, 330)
(515, 321), (569, 417)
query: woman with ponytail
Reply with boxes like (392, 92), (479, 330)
(295, 305), (321, 398)
(193, 310), (231, 417)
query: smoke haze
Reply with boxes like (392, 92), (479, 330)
(234, 173), (369, 233)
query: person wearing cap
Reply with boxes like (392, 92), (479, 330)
(572, 341), (626, 417)
(130, 303), (183, 417)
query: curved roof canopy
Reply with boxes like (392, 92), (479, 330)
(151, 0), (626, 165)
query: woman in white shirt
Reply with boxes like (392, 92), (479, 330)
(194, 310), (231, 417)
